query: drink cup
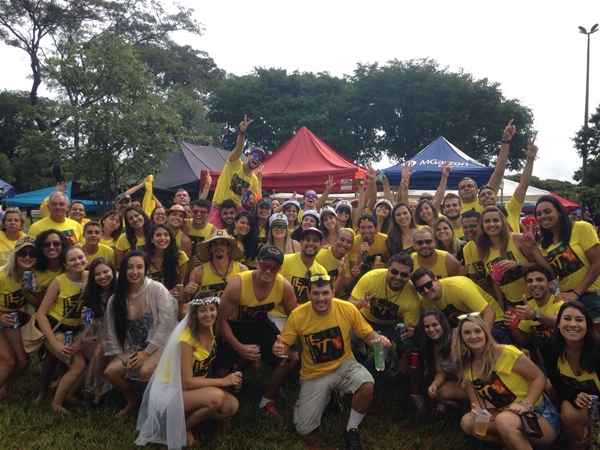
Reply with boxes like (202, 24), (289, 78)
(11, 311), (19, 329)
(505, 308), (521, 329)
(473, 408), (491, 437)
(371, 335), (385, 372)
(82, 307), (94, 328)
(490, 263), (505, 284)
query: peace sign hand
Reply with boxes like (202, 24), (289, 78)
(239, 114), (253, 134)
(502, 119), (516, 142)
(526, 132), (538, 160)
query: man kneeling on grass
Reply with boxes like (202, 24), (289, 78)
(273, 274), (391, 450)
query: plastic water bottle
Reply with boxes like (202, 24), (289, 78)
(371, 333), (385, 372)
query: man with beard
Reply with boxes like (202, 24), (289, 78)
(218, 245), (298, 417)
(350, 253), (421, 342)
(349, 215), (388, 276)
(166, 204), (192, 258)
(411, 227), (463, 279)
(29, 192), (83, 245)
(316, 228), (355, 296)
(184, 230), (247, 300)
(219, 199), (238, 231)
(441, 193), (463, 239)
(213, 115), (263, 208)
(185, 199), (216, 267)
(280, 227), (328, 304)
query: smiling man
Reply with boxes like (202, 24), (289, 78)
(411, 227), (463, 279)
(29, 192), (82, 245)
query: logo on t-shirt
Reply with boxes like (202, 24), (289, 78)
(62, 229), (76, 245)
(291, 276), (309, 303)
(192, 344), (216, 378)
(196, 282), (227, 300)
(473, 372), (517, 408)
(304, 326), (344, 364)
(239, 302), (274, 321)
(2, 289), (25, 310)
(63, 293), (84, 320)
(230, 173), (250, 196)
(371, 298), (399, 321)
(546, 243), (585, 279)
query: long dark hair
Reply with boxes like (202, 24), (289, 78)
(415, 199), (438, 226)
(335, 203), (353, 229)
(34, 229), (69, 271)
(416, 309), (453, 379)
(230, 211), (259, 260)
(123, 206), (152, 250)
(535, 195), (572, 249)
(551, 300), (599, 373)
(146, 224), (179, 289)
(112, 251), (148, 348)
(386, 203), (416, 255)
(319, 208), (338, 241)
(82, 257), (116, 318)
(100, 209), (123, 241)
(475, 206), (511, 260)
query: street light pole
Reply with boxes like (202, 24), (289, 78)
(579, 23), (599, 185)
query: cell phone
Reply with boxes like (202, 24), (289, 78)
(520, 411), (543, 438)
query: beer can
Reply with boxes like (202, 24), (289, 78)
(22, 270), (36, 291)
(82, 307), (94, 327)
(11, 311), (19, 329)
(63, 330), (74, 346)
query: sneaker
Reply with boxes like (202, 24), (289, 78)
(260, 402), (281, 418)
(344, 428), (362, 450)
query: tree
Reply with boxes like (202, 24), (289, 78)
(574, 104), (600, 185)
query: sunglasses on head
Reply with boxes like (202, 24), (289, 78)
(457, 312), (481, 321)
(258, 259), (280, 273)
(17, 249), (36, 258)
(389, 268), (410, 278)
(44, 241), (61, 248)
(415, 280), (435, 294)
(251, 150), (265, 162)
(415, 239), (433, 246)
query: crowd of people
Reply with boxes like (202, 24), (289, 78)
(1, 117), (599, 450)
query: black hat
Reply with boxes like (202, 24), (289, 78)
(300, 227), (323, 240)
(257, 245), (284, 266)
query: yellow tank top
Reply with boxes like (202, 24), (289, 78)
(484, 236), (527, 304)
(411, 249), (449, 279)
(197, 261), (244, 298)
(48, 273), (85, 327)
(35, 269), (63, 295)
(179, 327), (216, 378)
(238, 271), (285, 319)
(0, 271), (26, 312)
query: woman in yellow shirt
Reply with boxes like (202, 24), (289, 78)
(434, 216), (464, 259)
(33, 229), (68, 302)
(115, 206), (152, 267)
(137, 296), (241, 448)
(37, 246), (88, 414)
(0, 207), (26, 266)
(320, 208), (340, 248)
(266, 213), (300, 255)
(146, 224), (189, 300)
(456, 315), (559, 448)
(0, 236), (37, 401)
(386, 203), (416, 255)
(99, 209), (122, 249)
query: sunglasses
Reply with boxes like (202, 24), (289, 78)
(457, 312), (481, 321)
(17, 249), (36, 258)
(251, 151), (265, 162)
(258, 260), (281, 273)
(44, 241), (62, 248)
(389, 268), (410, 278)
(415, 280), (435, 294)
(415, 239), (433, 246)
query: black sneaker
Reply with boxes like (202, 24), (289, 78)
(344, 428), (363, 450)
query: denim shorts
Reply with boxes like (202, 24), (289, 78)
(534, 394), (560, 436)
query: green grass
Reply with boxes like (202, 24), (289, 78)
(0, 362), (480, 450)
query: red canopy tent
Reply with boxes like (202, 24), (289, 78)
(551, 192), (581, 210)
(261, 127), (367, 193)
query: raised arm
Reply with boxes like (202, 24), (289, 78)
(352, 180), (368, 226)
(433, 164), (450, 211)
(512, 137), (537, 204)
(487, 119), (516, 193)
(228, 115), (253, 162)
(316, 176), (334, 211)
(198, 172), (212, 200)
(396, 164), (411, 205)
(141, 175), (156, 217)
(382, 174), (395, 203)
(366, 167), (378, 211)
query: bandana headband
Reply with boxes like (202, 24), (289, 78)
(190, 296), (220, 307)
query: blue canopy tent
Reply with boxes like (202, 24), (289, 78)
(4, 182), (100, 213)
(0, 178), (15, 200)
(382, 137), (494, 189)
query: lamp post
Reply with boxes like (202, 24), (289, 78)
(578, 23), (599, 185)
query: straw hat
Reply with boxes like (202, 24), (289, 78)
(196, 229), (243, 263)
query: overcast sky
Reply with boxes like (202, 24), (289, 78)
(1, 1), (599, 182)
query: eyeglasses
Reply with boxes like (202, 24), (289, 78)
(17, 249), (36, 258)
(457, 312), (481, 321)
(258, 260), (280, 273)
(415, 239), (433, 246)
(389, 268), (410, 278)
(44, 241), (62, 248)
(415, 280), (435, 294)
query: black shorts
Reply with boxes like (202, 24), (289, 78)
(45, 315), (83, 335)
(216, 319), (282, 369)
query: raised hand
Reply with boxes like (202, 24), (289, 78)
(401, 163), (412, 181)
(441, 164), (451, 177)
(239, 114), (253, 134)
(526, 133), (538, 160)
(502, 119), (517, 142)
(324, 175), (335, 191)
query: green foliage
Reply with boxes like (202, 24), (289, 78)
(574, 104), (600, 185)
(0, 90), (32, 159)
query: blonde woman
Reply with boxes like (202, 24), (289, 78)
(455, 314), (559, 448)
(266, 213), (300, 255)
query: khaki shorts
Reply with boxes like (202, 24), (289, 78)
(293, 358), (374, 435)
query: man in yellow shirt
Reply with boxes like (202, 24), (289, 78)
(411, 227), (463, 278)
(349, 215), (388, 277)
(186, 199), (216, 267)
(81, 221), (115, 266)
(441, 193), (464, 239)
(280, 227), (328, 303)
(67, 201), (89, 227)
(212, 115), (262, 207)
(273, 274), (390, 448)
(29, 192), (82, 245)
(316, 228), (354, 296)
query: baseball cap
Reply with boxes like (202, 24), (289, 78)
(300, 227), (323, 240)
(257, 245), (284, 266)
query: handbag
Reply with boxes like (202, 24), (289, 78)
(21, 314), (60, 354)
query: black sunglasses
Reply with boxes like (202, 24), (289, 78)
(17, 249), (36, 258)
(415, 239), (433, 246)
(415, 280), (435, 293)
(389, 268), (410, 278)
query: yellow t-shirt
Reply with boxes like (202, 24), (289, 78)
(116, 233), (146, 252)
(238, 270), (285, 319)
(351, 268), (420, 326)
(196, 261), (245, 298)
(411, 249), (450, 279)
(465, 345), (539, 408)
(420, 276), (500, 327)
(505, 196), (522, 233)
(48, 273), (85, 327)
(35, 269), (63, 295)
(518, 295), (564, 338)
(148, 251), (189, 285)
(541, 221), (600, 292)
(462, 241), (490, 289)
(39, 196), (50, 217)
(0, 230), (26, 266)
(349, 232), (388, 267)
(461, 199), (483, 214)
(179, 327), (216, 378)
(281, 299), (373, 380)
(315, 247), (350, 284)
(28, 216), (83, 245)
(557, 356), (600, 395)
(100, 237), (118, 249)
(280, 253), (327, 303)
(482, 235), (528, 304)
(84, 243), (115, 266)
(186, 222), (216, 265)
(449, 220), (464, 240)
(213, 158), (260, 205)
(0, 271), (26, 312)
